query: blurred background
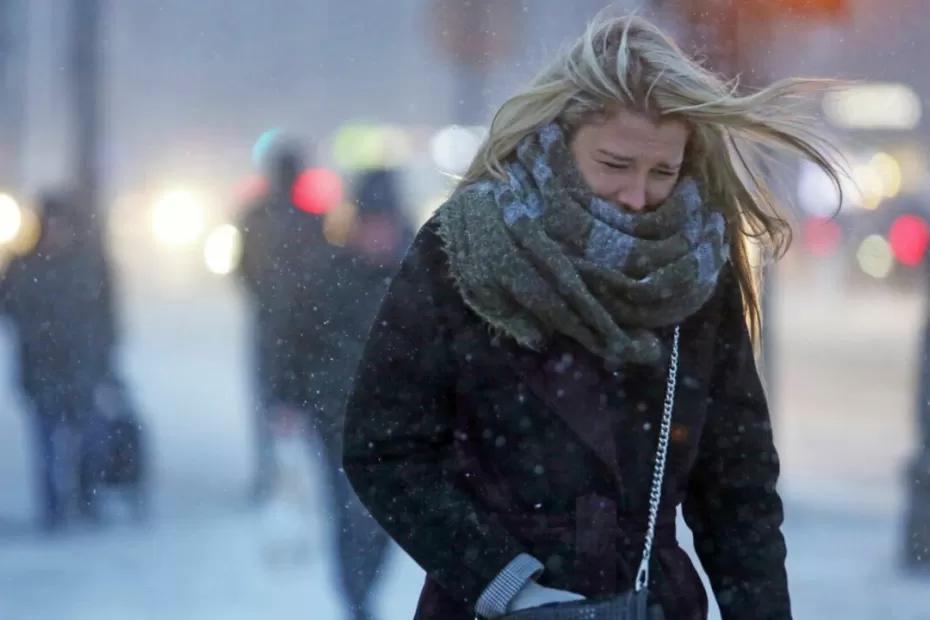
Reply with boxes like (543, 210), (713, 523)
(0, 0), (928, 618)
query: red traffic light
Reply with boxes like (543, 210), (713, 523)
(292, 168), (344, 215)
(889, 214), (930, 267)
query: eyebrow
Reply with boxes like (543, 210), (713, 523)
(596, 148), (682, 169)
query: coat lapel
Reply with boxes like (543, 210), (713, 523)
(507, 338), (625, 493)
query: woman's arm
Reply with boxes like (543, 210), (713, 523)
(342, 222), (535, 615)
(683, 266), (791, 620)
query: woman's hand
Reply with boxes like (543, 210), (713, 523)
(507, 580), (585, 612)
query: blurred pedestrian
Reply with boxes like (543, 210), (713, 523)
(343, 14), (845, 620)
(335, 168), (414, 356)
(294, 168), (413, 620)
(0, 190), (117, 530)
(237, 140), (331, 502)
(240, 145), (397, 618)
(904, 299), (930, 573)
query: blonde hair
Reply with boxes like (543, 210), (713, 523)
(461, 14), (844, 343)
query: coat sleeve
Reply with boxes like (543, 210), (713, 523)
(682, 266), (791, 620)
(342, 221), (531, 613)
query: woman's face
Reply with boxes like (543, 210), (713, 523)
(569, 108), (690, 212)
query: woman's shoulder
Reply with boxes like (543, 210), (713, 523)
(398, 213), (447, 279)
(408, 213), (444, 257)
(691, 259), (756, 360)
(389, 212), (460, 306)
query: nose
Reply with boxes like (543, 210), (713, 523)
(613, 176), (648, 212)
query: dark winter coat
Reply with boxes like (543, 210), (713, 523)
(0, 241), (116, 414)
(237, 196), (346, 408)
(343, 218), (790, 620)
(280, 249), (401, 429)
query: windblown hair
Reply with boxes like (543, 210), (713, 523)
(460, 13), (845, 343)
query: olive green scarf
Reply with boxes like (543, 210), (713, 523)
(437, 122), (729, 367)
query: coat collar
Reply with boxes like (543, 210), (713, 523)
(507, 337), (626, 493)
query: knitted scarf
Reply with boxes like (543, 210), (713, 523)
(437, 122), (729, 368)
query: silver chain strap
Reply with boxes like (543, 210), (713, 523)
(634, 325), (680, 593)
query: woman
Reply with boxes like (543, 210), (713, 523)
(343, 14), (841, 620)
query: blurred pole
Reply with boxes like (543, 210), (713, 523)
(905, 281), (930, 572)
(0, 0), (28, 193)
(427, 0), (518, 126)
(68, 0), (103, 235)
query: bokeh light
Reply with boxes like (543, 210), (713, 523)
(323, 201), (358, 246)
(889, 214), (930, 267)
(0, 193), (23, 244)
(869, 152), (902, 199)
(331, 124), (411, 171)
(798, 161), (845, 216)
(851, 164), (884, 210)
(856, 234), (894, 279)
(429, 125), (486, 174)
(151, 189), (207, 246)
(203, 224), (243, 275)
(251, 128), (282, 168)
(292, 168), (344, 215)
(802, 217), (843, 258)
(823, 83), (921, 130)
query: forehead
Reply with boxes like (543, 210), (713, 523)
(583, 109), (689, 161)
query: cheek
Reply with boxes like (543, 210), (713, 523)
(647, 177), (680, 205)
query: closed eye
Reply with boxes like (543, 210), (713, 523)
(652, 169), (678, 177)
(599, 161), (629, 170)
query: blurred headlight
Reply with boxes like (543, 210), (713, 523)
(151, 189), (206, 246)
(0, 193), (23, 244)
(203, 224), (242, 276)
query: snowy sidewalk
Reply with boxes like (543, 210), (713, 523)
(0, 492), (927, 620)
(781, 500), (929, 620)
